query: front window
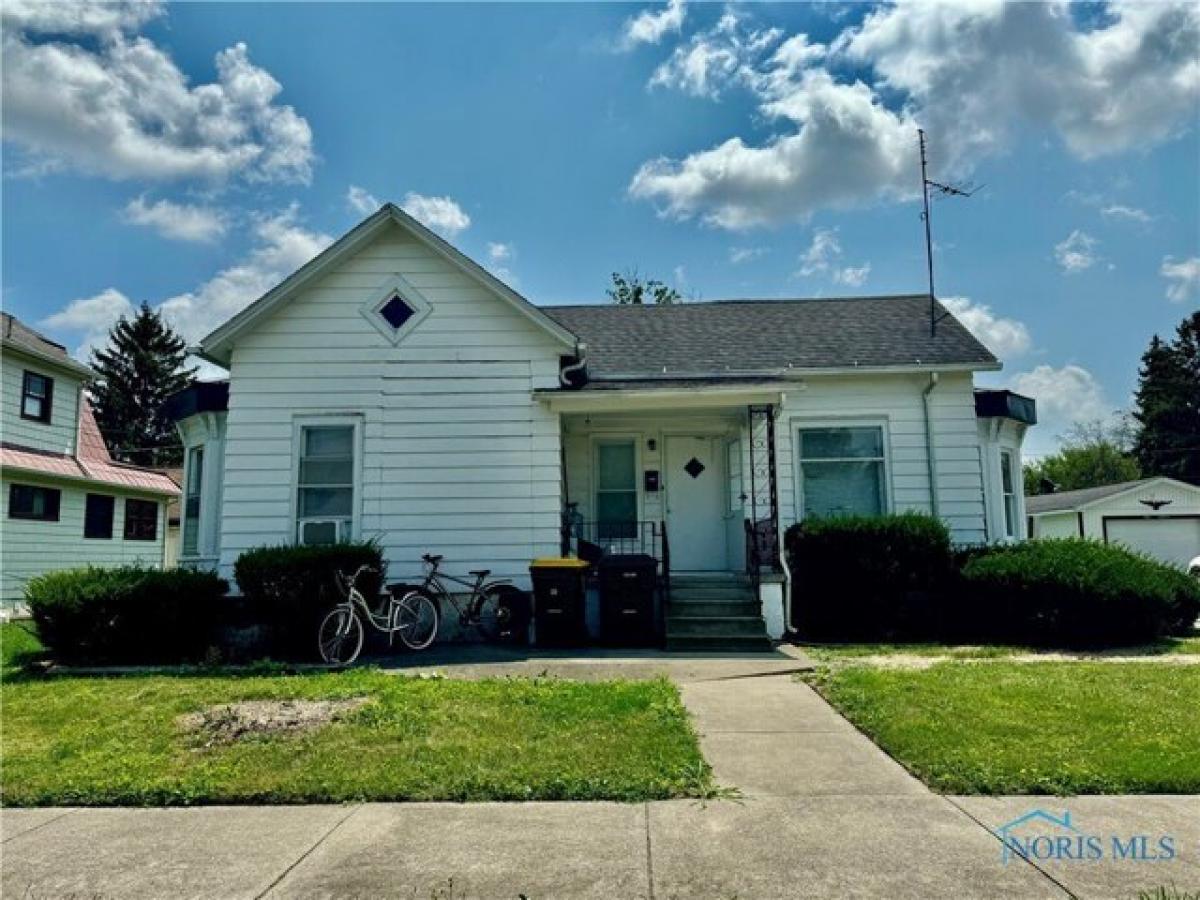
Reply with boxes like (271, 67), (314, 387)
(297, 425), (355, 545)
(183, 445), (204, 555)
(21, 371), (53, 423)
(1000, 449), (1017, 538)
(84, 494), (114, 539)
(798, 425), (887, 519)
(124, 499), (158, 541)
(8, 484), (60, 521)
(595, 439), (637, 540)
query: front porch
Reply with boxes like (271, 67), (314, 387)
(543, 388), (788, 648)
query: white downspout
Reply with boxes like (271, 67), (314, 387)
(922, 373), (940, 518)
(559, 342), (588, 387)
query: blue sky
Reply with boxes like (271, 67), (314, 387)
(3, 1), (1198, 456)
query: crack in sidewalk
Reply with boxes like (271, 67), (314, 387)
(256, 804), (361, 899)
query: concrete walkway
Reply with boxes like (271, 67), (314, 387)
(3, 670), (1198, 898)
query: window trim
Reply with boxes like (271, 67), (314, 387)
(792, 417), (893, 522)
(291, 414), (363, 545)
(84, 493), (115, 539)
(358, 274), (433, 345)
(8, 483), (61, 522)
(591, 435), (642, 530)
(20, 370), (54, 424)
(123, 498), (159, 541)
(182, 444), (205, 556)
(999, 448), (1018, 539)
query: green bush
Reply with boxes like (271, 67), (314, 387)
(960, 539), (1200, 647)
(785, 514), (954, 641)
(233, 540), (384, 659)
(26, 566), (228, 664)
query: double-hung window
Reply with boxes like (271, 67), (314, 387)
(297, 424), (356, 545)
(20, 371), (53, 423)
(798, 425), (888, 519)
(595, 439), (637, 540)
(124, 499), (158, 540)
(8, 484), (60, 521)
(1000, 449), (1017, 539)
(182, 445), (204, 556)
(84, 494), (115, 539)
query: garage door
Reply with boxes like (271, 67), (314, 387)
(1105, 517), (1200, 569)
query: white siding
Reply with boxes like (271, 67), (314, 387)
(217, 225), (566, 587)
(1080, 480), (1200, 539)
(1031, 511), (1080, 539)
(779, 372), (988, 543)
(1, 473), (167, 602)
(1, 351), (81, 455)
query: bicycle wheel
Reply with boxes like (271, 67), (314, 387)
(317, 606), (364, 666)
(394, 591), (439, 651)
(474, 584), (528, 643)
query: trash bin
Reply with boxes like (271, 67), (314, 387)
(597, 554), (659, 646)
(529, 558), (590, 646)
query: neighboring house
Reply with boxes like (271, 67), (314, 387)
(1027, 476), (1200, 569)
(166, 204), (1035, 644)
(1, 313), (179, 606)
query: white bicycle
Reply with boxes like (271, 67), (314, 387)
(317, 565), (439, 665)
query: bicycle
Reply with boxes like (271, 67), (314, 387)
(400, 553), (530, 644)
(317, 564), (439, 666)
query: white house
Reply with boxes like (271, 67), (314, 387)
(167, 204), (1035, 647)
(1027, 476), (1200, 569)
(1, 314), (179, 607)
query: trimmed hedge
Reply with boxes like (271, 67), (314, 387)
(233, 540), (384, 659)
(960, 539), (1200, 647)
(786, 513), (954, 641)
(26, 566), (228, 664)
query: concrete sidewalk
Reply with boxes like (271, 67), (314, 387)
(3, 673), (1197, 898)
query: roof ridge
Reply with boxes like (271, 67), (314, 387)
(539, 294), (931, 310)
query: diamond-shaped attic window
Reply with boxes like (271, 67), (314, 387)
(379, 294), (415, 330)
(684, 457), (706, 478)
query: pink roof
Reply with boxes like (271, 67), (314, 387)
(0, 401), (178, 496)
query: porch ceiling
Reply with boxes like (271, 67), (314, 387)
(535, 383), (789, 413)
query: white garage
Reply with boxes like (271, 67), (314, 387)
(1027, 477), (1200, 570)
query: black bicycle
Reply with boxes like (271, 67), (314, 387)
(399, 553), (529, 644)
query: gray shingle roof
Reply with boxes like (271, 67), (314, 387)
(540, 295), (998, 380)
(1025, 478), (1168, 514)
(2, 312), (70, 360)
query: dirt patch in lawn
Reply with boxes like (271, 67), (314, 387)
(178, 697), (370, 747)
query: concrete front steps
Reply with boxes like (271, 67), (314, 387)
(666, 573), (773, 652)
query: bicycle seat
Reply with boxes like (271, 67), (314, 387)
(423, 553), (444, 564)
(469, 568), (491, 578)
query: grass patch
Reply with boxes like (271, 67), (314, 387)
(814, 662), (1200, 794)
(2, 620), (45, 674)
(1, 670), (712, 806)
(802, 634), (1200, 661)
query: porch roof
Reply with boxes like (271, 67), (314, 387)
(541, 294), (999, 379)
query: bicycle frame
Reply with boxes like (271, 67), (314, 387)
(336, 567), (404, 636)
(414, 559), (511, 628)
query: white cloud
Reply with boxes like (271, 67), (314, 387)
(832, 264), (870, 288)
(2, 3), (313, 184)
(400, 192), (470, 239)
(487, 242), (513, 263)
(940, 296), (1032, 360)
(1161, 256), (1200, 303)
(41, 287), (135, 359)
(729, 246), (767, 264)
(1101, 204), (1151, 224)
(797, 228), (842, 276)
(1009, 363), (1114, 456)
(123, 196), (227, 243)
(630, 1), (1199, 227)
(648, 11), (784, 99)
(346, 185), (381, 215)
(621, 0), (686, 51)
(1055, 230), (1099, 273)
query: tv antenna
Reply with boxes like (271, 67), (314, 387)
(919, 128), (979, 336)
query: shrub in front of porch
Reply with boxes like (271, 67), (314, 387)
(233, 540), (384, 660)
(960, 539), (1200, 647)
(26, 566), (228, 664)
(786, 514), (954, 641)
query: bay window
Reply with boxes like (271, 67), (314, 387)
(1000, 449), (1017, 539)
(182, 445), (204, 556)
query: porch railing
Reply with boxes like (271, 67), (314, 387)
(561, 517), (667, 564)
(744, 516), (779, 593)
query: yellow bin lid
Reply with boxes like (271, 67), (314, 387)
(530, 557), (591, 569)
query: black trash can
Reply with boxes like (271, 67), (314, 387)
(598, 554), (659, 646)
(529, 558), (590, 646)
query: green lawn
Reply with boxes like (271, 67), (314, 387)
(1, 620), (45, 673)
(1, 668), (712, 806)
(803, 634), (1200, 661)
(813, 662), (1200, 794)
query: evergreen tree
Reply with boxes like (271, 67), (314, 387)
(90, 304), (195, 466)
(1132, 311), (1200, 485)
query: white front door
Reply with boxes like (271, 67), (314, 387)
(665, 435), (727, 571)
